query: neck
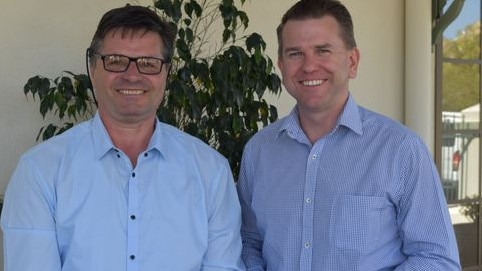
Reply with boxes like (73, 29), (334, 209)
(299, 109), (338, 144)
(298, 98), (348, 144)
(101, 114), (156, 167)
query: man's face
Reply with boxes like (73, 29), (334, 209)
(90, 29), (169, 125)
(278, 16), (359, 115)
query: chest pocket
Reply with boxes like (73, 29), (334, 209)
(329, 194), (384, 251)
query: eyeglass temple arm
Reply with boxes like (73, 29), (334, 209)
(85, 48), (98, 107)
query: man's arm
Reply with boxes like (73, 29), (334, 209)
(236, 146), (266, 271)
(202, 162), (245, 271)
(394, 138), (461, 270)
(1, 156), (61, 271)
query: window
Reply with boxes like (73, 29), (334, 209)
(435, 1), (482, 269)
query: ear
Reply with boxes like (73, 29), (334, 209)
(348, 47), (360, 79)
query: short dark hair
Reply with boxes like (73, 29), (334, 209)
(276, 0), (356, 57)
(88, 5), (176, 64)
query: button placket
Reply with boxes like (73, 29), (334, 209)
(300, 145), (323, 270)
(127, 170), (139, 270)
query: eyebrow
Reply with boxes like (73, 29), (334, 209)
(315, 43), (333, 50)
(284, 43), (334, 54)
(283, 47), (301, 54)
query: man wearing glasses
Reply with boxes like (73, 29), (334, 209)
(1, 5), (244, 271)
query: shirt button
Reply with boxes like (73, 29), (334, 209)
(144, 152), (148, 157)
(130, 255), (136, 260)
(312, 154), (317, 159)
(131, 172), (136, 178)
(130, 215), (136, 220)
(306, 197), (312, 204)
(304, 242), (311, 248)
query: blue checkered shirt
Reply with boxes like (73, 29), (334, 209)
(237, 95), (460, 270)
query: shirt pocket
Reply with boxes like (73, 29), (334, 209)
(329, 194), (384, 252)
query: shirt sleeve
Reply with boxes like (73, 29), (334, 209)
(236, 143), (266, 271)
(394, 136), (461, 270)
(201, 161), (246, 271)
(1, 156), (62, 271)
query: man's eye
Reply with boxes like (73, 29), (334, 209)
(139, 58), (156, 67)
(317, 49), (331, 55)
(106, 55), (123, 64)
(287, 51), (303, 58)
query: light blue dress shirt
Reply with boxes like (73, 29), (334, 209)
(1, 112), (245, 271)
(237, 95), (461, 271)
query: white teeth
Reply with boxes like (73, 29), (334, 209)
(302, 80), (324, 86)
(118, 89), (144, 95)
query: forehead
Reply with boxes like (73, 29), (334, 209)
(100, 28), (164, 54)
(281, 16), (344, 48)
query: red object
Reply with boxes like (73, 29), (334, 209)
(452, 150), (461, 171)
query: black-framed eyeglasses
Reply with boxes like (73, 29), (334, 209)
(90, 52), (170, 75)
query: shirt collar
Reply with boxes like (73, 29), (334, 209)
(92, 112), (114, 159)
(338, 94), (363, 135)
(278, 93), (363, 139)
(148, 120), (165, 156)
(278, 107), (305, 140)
(91, 112), (165, 159)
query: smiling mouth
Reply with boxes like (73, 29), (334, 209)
(118, 89), (146, 95)
(301, 79), (326, 86)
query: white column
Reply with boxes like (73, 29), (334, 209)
(405, 0), (435, 152)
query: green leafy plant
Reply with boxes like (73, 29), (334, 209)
(23, 0), (282, 179)
(459, 196), (481, 222)
(24, 72), (96, 141)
